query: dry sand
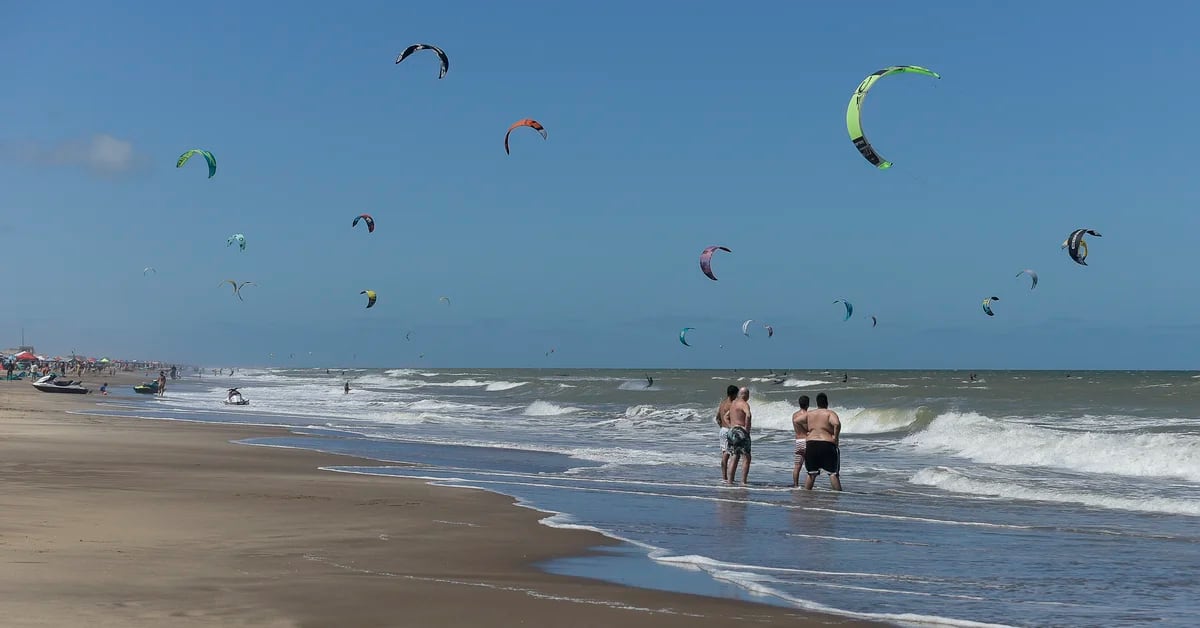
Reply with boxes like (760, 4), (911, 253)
(0, 372), (881, 627)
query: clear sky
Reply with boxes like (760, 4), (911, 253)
(2, 1), (1199, 369)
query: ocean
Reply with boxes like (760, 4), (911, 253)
(79, 368), (1200, 627)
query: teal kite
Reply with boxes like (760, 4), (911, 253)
(846, 66), (940, 169)
(982, 296), (999, 317)
(227, 233), (246, 251)
(679, 327), (695, 347)
(833, 299), (853, 321)
(177, 149), (217, 178)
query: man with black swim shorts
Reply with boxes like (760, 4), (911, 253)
(803, 392), (842, 491)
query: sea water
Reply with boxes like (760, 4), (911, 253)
(82, 368), (1200, 627)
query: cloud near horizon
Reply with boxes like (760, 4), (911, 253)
(0, 133), (138, 176)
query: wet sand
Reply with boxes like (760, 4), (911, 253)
(0, 373), (880, 627)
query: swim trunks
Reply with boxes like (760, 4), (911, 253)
(719, 426), (731, 452)
(727, 426), (751, 456)
(804, 440), (839, 476)
(794, 439), (806, 466)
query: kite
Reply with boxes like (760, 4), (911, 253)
(742, 319), (755, 337)
(679, 327), (695, 347)
(834, 299), (854, 321)
(360, 290), (377, 309)
(764, 324), (774, 338)
(982, 296), (1000, 317)
(504, 119), (547, 155)
(395, 43), (449, 79)
(405, 331), (413, 341)
(439, 296), (451, 306)
(222, 280), (254, 302)
(227, 233), (246, 251)
(143, 267), (156, 276)
(176, 149), (217, 178)
(352, 214), (375, 233)
(846, 66), (941, 169)
(1063, 229), (1101, 266)
(871, 316), (878, 328)
(1017, 269), (1039, 289)
(699, 246), (731, 281)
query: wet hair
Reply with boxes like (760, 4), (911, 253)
(798, 395), (809, 409)
(726, 385), (738, 399)
(816, 392), (829, 409)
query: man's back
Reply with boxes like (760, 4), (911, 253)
(805, 408), (840, 443)
(729, 399), (751, 429)
(792, 409), (808, 439)
(716, 398), (733, 427)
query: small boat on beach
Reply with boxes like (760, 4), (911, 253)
(133, 381), (160, 394)
(225, 388), (250, 405)
(32, 374), (90, 395)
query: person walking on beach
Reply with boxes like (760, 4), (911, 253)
(344, 382), (351, 394)
(726, 387), (753, 484)
(791, 395), (810, 488)
(156, 370), (167, 397)
(715, 385), (738, 481)
(803, 392), (842, 491)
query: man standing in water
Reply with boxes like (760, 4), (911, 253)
(803, 392), (842, 491)
(715, 385), (738, 481)
(726, 387), (753, 484)
(791, 395), (810, 488)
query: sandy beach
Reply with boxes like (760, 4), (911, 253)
(0, 373), (877, 627)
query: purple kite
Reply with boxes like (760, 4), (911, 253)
(699, 246), (731, 281)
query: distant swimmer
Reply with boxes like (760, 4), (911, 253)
(969, 373), (976, 382)
(803, 392), (842, 491)
(344, 382), (350, 394)
(791, 395), (810, 488)
(726, 387), (753, 484)
(715, 385), (738, 481)
(842, 373), (848, 383)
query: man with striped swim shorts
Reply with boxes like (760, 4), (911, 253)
(715, 385), (738, 481)
(791, 395), (810, 488)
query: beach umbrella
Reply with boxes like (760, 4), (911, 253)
(13, 351), (36, 361)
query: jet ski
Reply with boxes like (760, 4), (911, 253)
(133, 381), (160, 394)
(32, 373), (90, 394)
(225, 388), (250, 406)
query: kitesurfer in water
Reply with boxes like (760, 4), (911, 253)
(803, 393), (842, 491)
(726, 388), (753, 485)
(344, 382), (350, 394)
(715, 385), (737, 481)
(791, 395), (810, 488)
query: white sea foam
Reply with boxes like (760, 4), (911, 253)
(910, 467), (1200, 517)
(523, 400), (582, 416)
(905, 412), (1200, 482)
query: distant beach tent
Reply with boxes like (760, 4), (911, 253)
(99, 358), (110, 363)
(12, 351), (37, 361)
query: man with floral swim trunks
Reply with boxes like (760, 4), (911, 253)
(715, 385), (738, 481)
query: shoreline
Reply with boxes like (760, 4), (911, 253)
(0, 373), (881, 627)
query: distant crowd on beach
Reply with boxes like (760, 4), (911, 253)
(715, 385), (842, 490)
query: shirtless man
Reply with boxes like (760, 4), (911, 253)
(803, 392), (842, 491)
(715, 385), (738, 481)
(791, 395), (810, 488)
(726, 387), (753, 484)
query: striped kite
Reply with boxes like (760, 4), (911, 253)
(1063, 229), (1101, 266)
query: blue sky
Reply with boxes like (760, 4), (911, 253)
(2, 1), (1199, 369)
